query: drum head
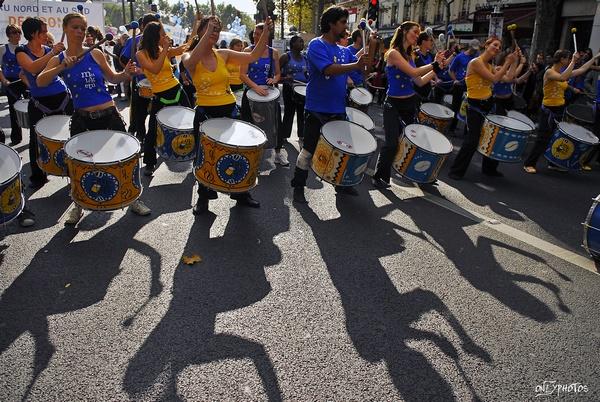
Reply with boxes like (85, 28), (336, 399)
(293, 85), (307, 97)
(349, 87), (373, 105)
(566, 104), (594, 125)
(64, 131), (140, 163)
(421, 102), (453, 119)
(403, 124), (453, 154)
(138, 78), (151, 87)
(486, 114), (532, 132)
(345, 107), (374, 131)
(201, 118), (267, 147)
(321, 120), (376, 155)
(157, 106), (195, 130)
(506, 110), (535, 130)
(247, 86), (280, 102)
(0, 143), (22, 183)
(35, 115), (71, 140)
(14, 99), (28, 113)
(558, 121), (599, 145)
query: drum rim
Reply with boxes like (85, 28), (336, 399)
(199, 117), (267, 148)
(156, 106), (196, 130)
(34, 114), (72, 141)
(247, 85), (280, 102)
(193, 167), (260, 193)
(0, 143), (23, 185)
(484, 114), (532, 134)
(403, 124), (453, 155)
(64, 130), (141, 163)
(506, 110), (535, 130)
(582, 196), (600, 255)
(557, 121), (599, 145)
(345, 107), (375, 130)
(419, 102), (454, 119)
(349, 87), (373, 104)
(292, 84), (307, 95)
(320, 120), (377, 155)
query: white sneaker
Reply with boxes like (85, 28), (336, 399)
(65, 205), (83, 225)
(130, 199), (151, 216)
(274, 150), (290, 166)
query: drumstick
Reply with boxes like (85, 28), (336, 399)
(260, 0), (268, 21)
(571, 28), (578, 54)
(425, 27), (438, 53)
(210, 0), (216, 15)
(76, 33), (113, 61)
(507, 24), (518, 51)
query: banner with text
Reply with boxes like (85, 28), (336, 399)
(0, 0), (104, 44)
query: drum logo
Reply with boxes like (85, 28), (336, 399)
(81, 170), (119, 203)
(172, 134), (195, 157)
(504, 141), (520, 152)
(414, 160), (432, 172)
(551, 138), (574, 160)
(0, 180), (21, 214)
(216, 154), (250, 185)
(38, 142), (51, 164)
(157, 126), (165, 147)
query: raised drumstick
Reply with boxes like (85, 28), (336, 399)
(571, 28), (578, 54)
(507, 24), (518, 50)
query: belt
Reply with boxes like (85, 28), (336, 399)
(76, 106), (118, 120)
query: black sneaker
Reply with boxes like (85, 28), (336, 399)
(231, 193), (260, 208)
(371, 177), (391, 189)
(335, 186), (359, 196)
(193, 198), (209, 215)
(18, 209), (35, 227)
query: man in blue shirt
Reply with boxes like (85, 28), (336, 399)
(290, 6), (366, 203)
(346, 29), (364, 87)
(448, 39), (479, 133)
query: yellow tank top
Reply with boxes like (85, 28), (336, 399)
(193, 50), (236, 107)
(543, 79), (568, 107)
(226, 62), (242, 85)
(466, 61), (493, 100)
(142, 52), (179, 93)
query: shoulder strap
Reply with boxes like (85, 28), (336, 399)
(268, 46), (274, 78)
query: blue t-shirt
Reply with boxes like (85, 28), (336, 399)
(120, 35), (145, 81)
(450, 51), (477, 81)
(345, 45), (363, 86)
(305, 37), (356, 114)
(493, 81), (512, 96)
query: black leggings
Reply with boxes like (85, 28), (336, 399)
(5, 78), (28, 143)
(524, 105), (564, 168)
(281, 83), (305, 140)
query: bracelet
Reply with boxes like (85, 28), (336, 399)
(432, 61), (442, 75)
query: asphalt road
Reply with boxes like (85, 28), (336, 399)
(1, 94), (599, 401)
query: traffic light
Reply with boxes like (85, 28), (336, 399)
(367, 0), (379, 23)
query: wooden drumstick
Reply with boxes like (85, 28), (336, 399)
(210, 0), (216, 15)
(507, 24), (518, 50)
(76, 33), (113, 61)
(571, 28), (578, 53)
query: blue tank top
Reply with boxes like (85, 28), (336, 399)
(284, 52), (308, 82)
(416, 51), (433, 66)
(386, 57), (415, 97)
(2, 44), (21, 79)
(17, 45), (68, 98)
(493, 81), (512, 96)
(247, 46), (273, 85)
(59, 51), (112, 109)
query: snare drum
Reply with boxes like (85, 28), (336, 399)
(0, 143), (24, 224)
(292, 84), (307, 105)
(418, 103), (454, 134)
(583, 195), (600, 261)
(345, 107), (374, 131)
(393, 124), (453, 183)
(565, 104), (594, 129)
(478, 114), (532, 162)
(312, 120), (376, 186)
(35, 115), (71, 176)
(64, 131), (142, 210)
(348, 87), (373, 113)
(247, 86), (281, 149)
(137, 78), (154, 99)
(544, 122), (599, 170)
(156, 106), (196, 161)
(506, 110), (535, 131)
(14, 99), (30, 129)
(194, 118), (266, 193)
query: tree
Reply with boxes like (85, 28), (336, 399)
(530, 0), (563, 59)
(287, 0), (316, 33)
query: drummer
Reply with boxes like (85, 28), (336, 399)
(0, 24), (28, 146)
(136, 20), (194, 176)
(226, 39), (244, 92)
(371, 21), (444, 189)
(280, 35), (308, 147)
(15, 17), (73, 189)
(493, 51), (528, 116)
(290, 6), (368, 203)
(447, 39), (480, 135)
(447, 37), (518, 180)
(37, 12), (151, 224)
(239, 23), (287, 166)
(523, 49), (600, 174)
(415, 32), (435, 101)
(181, 16), (272, 215)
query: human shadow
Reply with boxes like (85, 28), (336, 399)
(0, 178), (193, 401)
(295, 188), (490, 401)
(124, 165), (289, 401)
(381, 190), (569, 323)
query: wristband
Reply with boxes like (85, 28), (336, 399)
(432, 61), (442, 75)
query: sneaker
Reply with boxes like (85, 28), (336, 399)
(231, 192), (260, 208)
(547, 164), (568, 172)
(18, 209), (35, 227)
(143, 165), (155, 176)
(65, 205), (83, 225)
(274, 150), (290, 166)
(582, 164), (592, 172)
(130, 199), (151, 216)
(193, 198), (209, 215)
(523, 166), (537, 174)
(335, 186), (359, 196)
(371, 177), (391, 189)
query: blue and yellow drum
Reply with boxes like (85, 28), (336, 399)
(156, 106), (196, 161)
(64, 131), (142, 211)
(583, 195), (600, 261)
(478, 114), (532, 162)
(543, 122), (599, 170)
(0, 143), (24, 224)
(36, 115), (71, 176)
(418, 102), (454, 135)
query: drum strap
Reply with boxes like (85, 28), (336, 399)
(32, 94), (70, 115)
(158, 88), (181, 105)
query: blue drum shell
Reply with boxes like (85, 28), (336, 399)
(543, 126), (595, 170)
(584, 198), (600, 260)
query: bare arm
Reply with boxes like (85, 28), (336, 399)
(16, 43), (65, 75)
(413, 70), (437, 87)
(470, 54), (514, 83)
(571, 53), (600, 78)
(387, 49), (436, 78)
(92, 48), (130, 84)
(36, 54), (66, 87)
(137, 47), (168, 75)
(219, 20), (271, 66)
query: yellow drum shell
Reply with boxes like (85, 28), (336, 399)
(138, 79), (154, 99)
(37, 135), (68, 176)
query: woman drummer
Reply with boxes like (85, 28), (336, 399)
(415, 31), (435, 101)
(447, 37), (518, 180)
(523, 49), (600, 174)
(371, 21), (445, 189)
(16, 17), (73, 189)
(280, 35), (308, 147)
(37, 12), (151, 224)
(136, 21), (194, 176)
(226, 38), (244, 92)
(181, 16), (272, 215)
(492, 50), (529, 116)
(239, 23), (287, 166)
